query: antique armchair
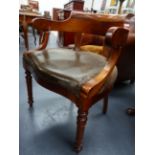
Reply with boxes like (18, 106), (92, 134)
(23, 13), (129, 152)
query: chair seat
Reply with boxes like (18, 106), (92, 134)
(23, 48), (117, 96)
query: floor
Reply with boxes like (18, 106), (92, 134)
(19, 31), (135, 155)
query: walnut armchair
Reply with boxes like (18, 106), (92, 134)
(23, 13), (129, 152)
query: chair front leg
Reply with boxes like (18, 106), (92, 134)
(74, 108), (88, 152)
(25, 70), (33, 107)
(103, 86), (113, 114)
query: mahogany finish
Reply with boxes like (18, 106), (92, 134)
(23, 13), (129, 152)
(79, 13), (135, 83)
(56, 1), (84, 47)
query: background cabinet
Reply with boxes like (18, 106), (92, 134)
(55, 0), (84, 47)
(64, 0), (84, 11)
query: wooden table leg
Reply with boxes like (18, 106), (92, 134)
(23, 21), (29, 50)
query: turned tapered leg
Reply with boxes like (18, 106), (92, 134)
(23, 21), (29, 50)
(74, 109), (88, 152)
(103, 94), (108, 114)
(25, 70), (33, 107)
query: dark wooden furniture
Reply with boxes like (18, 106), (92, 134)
(64, 0), (84, 11)
(19, 11), (42, 50)
(56, 0), (84, 47)
(23, 13), (129, 152)
(79, 14), (135, 83)
(117, 14), (135, 82)
(57, 9), (74, 47)
(52, 8), (62, 20)
(19, 1), (40, 50)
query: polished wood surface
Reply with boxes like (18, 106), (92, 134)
(56, 1), (84, 47)
(23, 13), (129, 152)
(78, 13), (135, 82)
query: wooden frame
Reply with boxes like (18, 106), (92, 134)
(23, 13), (129, 152)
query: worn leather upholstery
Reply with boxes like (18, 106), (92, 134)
(23, 48), (117, 96)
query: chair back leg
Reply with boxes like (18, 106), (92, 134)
(103, 94), (108, 114)
(25, 70), (33, 107)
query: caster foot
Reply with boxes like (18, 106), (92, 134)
(74, 144), (83, 153)
(127, 108), (135, 116)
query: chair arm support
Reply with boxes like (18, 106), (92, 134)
(81, 27), (129, 97)
(81, 49), (121, 97)
(31, 19), (129, 98)
(36, 32), (49, 50)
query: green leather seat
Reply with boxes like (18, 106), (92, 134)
(23, 48), (117, 97)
